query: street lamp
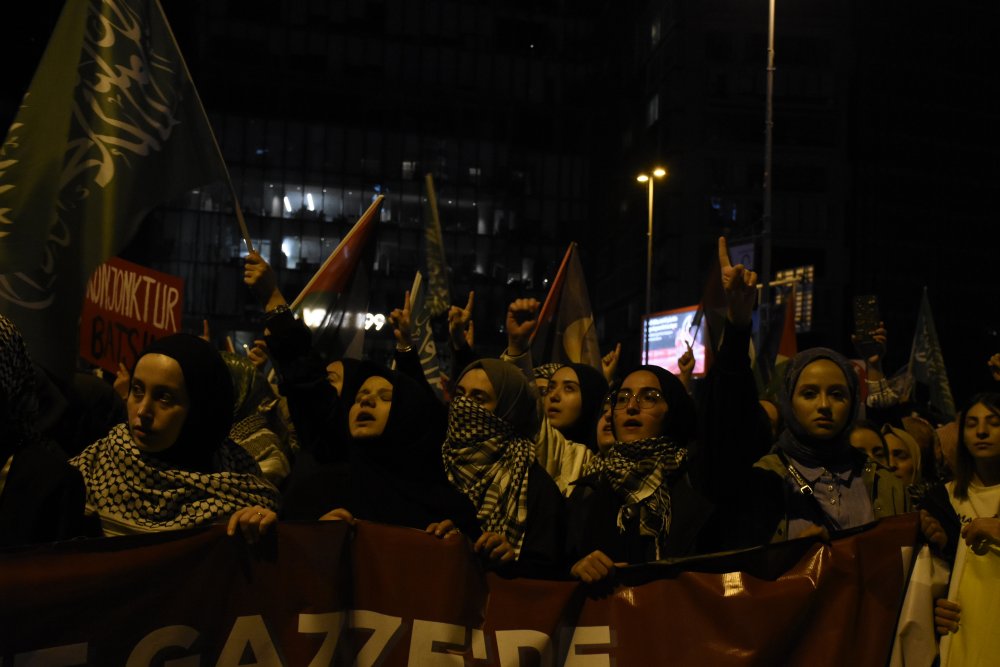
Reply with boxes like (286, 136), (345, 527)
(637, 167), (666, 362)
(759, 0), (776, 345)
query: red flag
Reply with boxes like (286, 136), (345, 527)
(292, 195), (382, 361)
(529, 242), (601, 369)
(292, 196), (382, 306)
(777, 285), (798, 360)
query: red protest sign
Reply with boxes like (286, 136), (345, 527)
(78, 257), (184, 374)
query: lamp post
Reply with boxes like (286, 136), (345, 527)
(637, 167), (666, 363)
(760, 0), (776, 345)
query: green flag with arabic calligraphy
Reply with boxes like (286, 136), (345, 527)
(0, 0), (227, 379)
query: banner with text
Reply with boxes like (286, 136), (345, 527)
(78, 257), (184, 374)
(0, 515), (919, 666)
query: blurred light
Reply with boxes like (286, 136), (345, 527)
(653, 167), (667, 178)
(283, 196), (292, 213)
(302, 308), (326, 328)
(636, 174), (649, 183)
(306, 193), (315, 211)
(364, 313), (386, 331)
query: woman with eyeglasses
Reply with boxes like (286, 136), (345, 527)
(565, 365), (712, 582)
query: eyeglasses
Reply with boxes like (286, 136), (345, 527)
(613, 388), (662, 411)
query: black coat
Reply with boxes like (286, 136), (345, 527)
(0, 445), (90, 548)
(566, 471), (712, 564)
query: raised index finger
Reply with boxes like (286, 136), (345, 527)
(718, 236), (732, 270)
(465, 290), (475, 313)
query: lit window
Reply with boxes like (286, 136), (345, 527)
(647, 94), (659, 126)
(774, 265), (815, 332)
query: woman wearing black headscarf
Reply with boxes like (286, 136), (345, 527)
(534, 363), (608, 496)
(544, 363), (608, 450)
(70, 334), (280, 539)
(566, 365), (712, 582)
(0, 315), (88, 547)
(442, 358), (566, 576)
(296, 363), (479, 536)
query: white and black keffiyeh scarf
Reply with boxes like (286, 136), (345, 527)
(582, 436), (687, 559)
(70, 424), (280, 536)
(442, 396), (534, 557)
(0, 315), (40, 453)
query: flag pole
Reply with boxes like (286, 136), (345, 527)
(156, 0), (254, 255)
(425, 173), (441, 236)
(529, 242), (574, 346)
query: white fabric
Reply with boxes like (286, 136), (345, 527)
(533, 417), (593, 496)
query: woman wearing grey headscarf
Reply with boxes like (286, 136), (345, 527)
(442, 358), (565, 577)
(700, 238), (908, 548)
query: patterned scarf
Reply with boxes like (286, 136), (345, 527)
(0, 315), (40, 456)
(581, 436), (687, 559)
(442, 396), (535, 557)
(70, 424), (280, 536)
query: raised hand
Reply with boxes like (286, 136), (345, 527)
(247, 339), (269, 371)
(718, 236), (757, 327)
(601, 342), (621, 384)
(463, 319), (475, 348)
(448, 291), (475, 349)
(388, 289), (413, 349)
(852, 321), (888, 368)
(678, 343), (695, 390)
(244, 252), (286, 311)
(988, 353), (1000, 382)
(506, 298), (540, 356)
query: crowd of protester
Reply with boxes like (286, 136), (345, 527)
(1, 237), (998, 656)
